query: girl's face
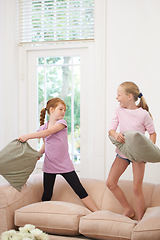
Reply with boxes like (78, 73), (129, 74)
(50, 103), (66, 120)
(116, 86), (130, 108)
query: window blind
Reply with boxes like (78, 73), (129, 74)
(19, 0), (95, 44)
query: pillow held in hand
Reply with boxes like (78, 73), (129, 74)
(109, 131), (160, 163)
(0, 140), (42, 191)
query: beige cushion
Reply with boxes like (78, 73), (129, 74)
(0, 140), (42, 191)
(79, 210), (137, 240)
(109, 131), (160, 163)
(132, 207), (160, 240)
(15, 201), (91, 236)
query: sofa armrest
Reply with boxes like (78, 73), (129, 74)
(0, 174), (43, 235)
(132, 206), (160, 240)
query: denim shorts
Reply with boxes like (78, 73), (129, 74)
(116, 154), (132, 165)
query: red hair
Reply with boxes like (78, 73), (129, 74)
(40, 98), (66, 126)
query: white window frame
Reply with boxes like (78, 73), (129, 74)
(19, 42), (95, 176)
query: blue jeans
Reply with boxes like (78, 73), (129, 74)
(116, 154), (132, 164)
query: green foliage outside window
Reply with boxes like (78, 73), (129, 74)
(37, 56), (80, 159)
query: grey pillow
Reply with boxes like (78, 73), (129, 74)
(0, 139), (42, 191)
(109, 131), (160, 163)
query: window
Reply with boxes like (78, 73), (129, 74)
(19, 0), (106, 178)
(19, 0), (95, 44)
(37, 55), (80, 163)
(26, 46), (94, 175)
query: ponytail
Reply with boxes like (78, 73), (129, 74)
(137, 96), (152, 118)
(40, 108), (47, 126)
(120, 81), (152, 118)
(137, 96), (148, 111)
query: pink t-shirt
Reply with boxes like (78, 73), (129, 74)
(109, 106), (155, 158)
(38, 119), (74, 173)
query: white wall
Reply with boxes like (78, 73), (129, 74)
(106, 0), (160, 184)
(0, 0), (19, 148)
(0, 0), (19, 184)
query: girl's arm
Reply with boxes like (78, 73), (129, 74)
(109, 129), (125, 143)
(149, 132), (156, 144)
(18, 123), (65, 142)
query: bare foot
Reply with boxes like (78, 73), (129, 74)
(122, 208), (135, 218)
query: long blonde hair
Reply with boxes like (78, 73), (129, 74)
(40, 98), (66, 126)
(120, 81), (152, 116)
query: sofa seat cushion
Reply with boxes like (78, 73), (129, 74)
(132, 207), (160, 240)
(79, 210), (137, 240)
(15, 201), (91, 236)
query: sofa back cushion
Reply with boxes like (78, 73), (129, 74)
(51, 176), (106, 210)
(100, 180), (158, 220)
(42, 175), (160, 220)
(149, 183), (160, 207)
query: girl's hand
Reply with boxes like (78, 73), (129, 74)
(18, 135), (29, 142)
(115, 132), (125, 143)
(109, 129), (125, 143)
(149, 132), (156, 144)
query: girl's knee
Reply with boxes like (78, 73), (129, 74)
(106, 179), (117, 190)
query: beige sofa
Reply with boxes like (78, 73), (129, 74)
(0, 174), (160, 240)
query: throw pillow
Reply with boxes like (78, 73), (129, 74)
(0, 139), (42, 191)
(109, 131), (160, 163)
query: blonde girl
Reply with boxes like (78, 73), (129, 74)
(19, 98), (98, 212)
(106, 81), (156, 221)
